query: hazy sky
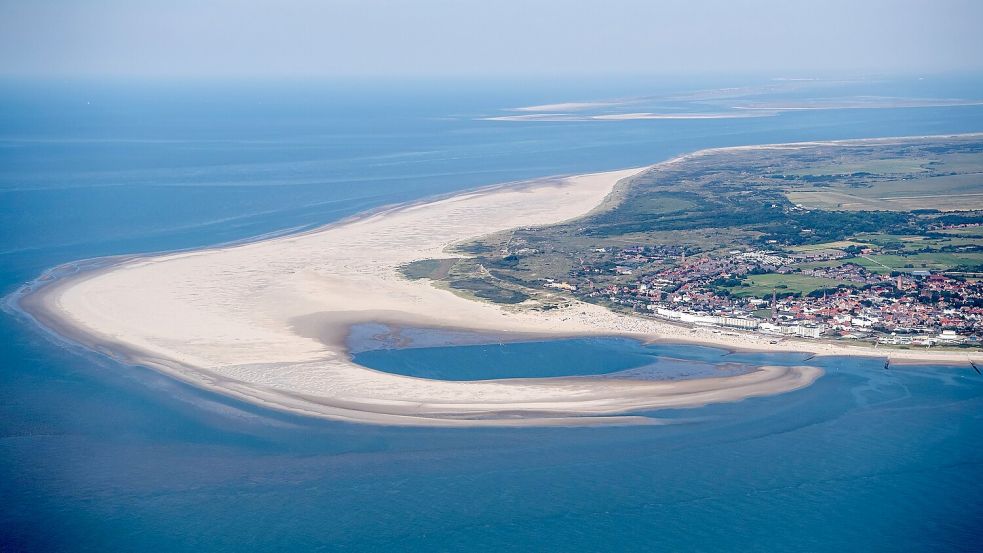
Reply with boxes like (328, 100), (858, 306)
(1, 0), (981, 78)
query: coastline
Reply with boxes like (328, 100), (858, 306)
(12, 135), (981, 426)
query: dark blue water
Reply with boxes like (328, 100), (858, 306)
(3, 76), (983, 552)
(354, 336), (761, 380)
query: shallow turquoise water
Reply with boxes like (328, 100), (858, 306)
(2, 76), (983, 551)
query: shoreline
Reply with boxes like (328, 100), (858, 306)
(11, 134), (982, 426)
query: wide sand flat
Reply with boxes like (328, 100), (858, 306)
(25, 148), (973, 426)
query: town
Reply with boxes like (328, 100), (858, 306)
(539, 239), (983, 348)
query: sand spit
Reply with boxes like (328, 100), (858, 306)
(482, 111), (774, 122)
(17, 137), (981, 426)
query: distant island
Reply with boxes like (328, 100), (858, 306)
(15, 134), (982, 426)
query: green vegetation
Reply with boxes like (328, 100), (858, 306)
(940, 227), (983, 237)
(799, 251), (983, 274)
(624, 195), (698, 215)
(723, 273), (854, 298)
(405, 136), (983, 309)
(850, 252), (983, 273)
(448, 278), (529, 304)
(399, 257), (533, 305)
(782, 146), (983, 212)
(852, 232), (983, 253)
(400, 258), (461, 280)
(784, 157), (930, 176)
(790, 240), (872, 252)
(755, 210), (911, 245)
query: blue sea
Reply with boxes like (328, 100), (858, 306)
(2, 75), (983, 552)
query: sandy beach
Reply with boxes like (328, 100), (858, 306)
(15, 142), (979, 426)
(483, 111), (774, 122)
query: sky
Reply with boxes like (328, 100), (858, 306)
(1, 0), (981, 78)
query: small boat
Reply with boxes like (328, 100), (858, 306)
(884, 359), (890, 370)
(971, 360), (981, 375)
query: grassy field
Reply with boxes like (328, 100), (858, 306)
(783, 234), (982, 255)
(850, 233), (983, 252)
(626, 195), (698, 215)
(782, 146), (983, 212)
(786, 172), (983, 212)
(940, 227), (983, 237)
(789, 240), (871, 252)
(726, 273), (852, 297)
(786, 158), (930, 176)
(849, 252), (983, 273)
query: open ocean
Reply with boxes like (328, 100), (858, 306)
(2, 76), (983, 552)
